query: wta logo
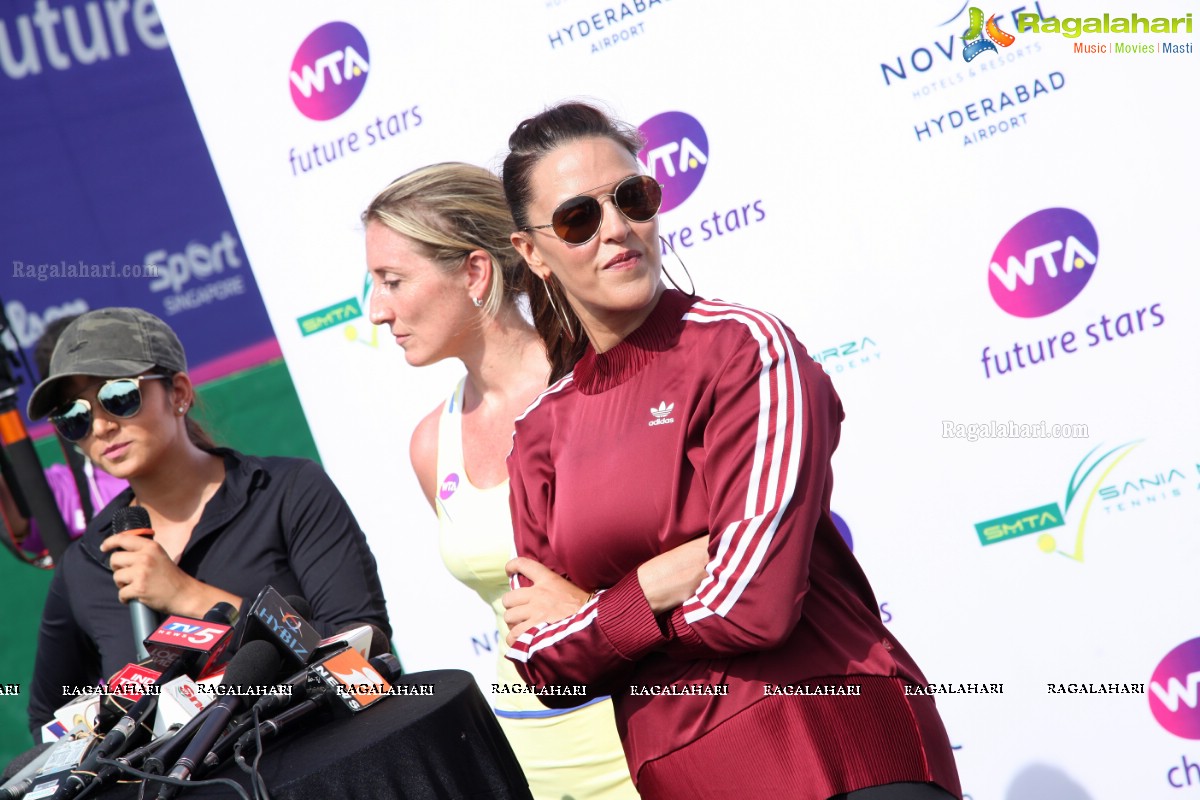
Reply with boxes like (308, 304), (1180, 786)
(989, 208), (1099, 318)
(439, 473), (460, 501)
(290, 22), (370, 121)
(962, 7), (1016, 62)
(1150, 637), (1200, 739)
(638, 111), (709, 214)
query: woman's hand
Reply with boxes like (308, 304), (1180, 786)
(503, 536), (712, 646)
(503, 558), (590, 646)
(100, 533), (240, 618)
(637, 536), (711, 614)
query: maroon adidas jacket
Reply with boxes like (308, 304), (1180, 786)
(507, 290), (961, 798)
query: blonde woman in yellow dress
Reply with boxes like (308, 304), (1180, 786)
(363, 163), (637, 799)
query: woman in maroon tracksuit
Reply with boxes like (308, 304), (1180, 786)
(498, 102), (963, 800)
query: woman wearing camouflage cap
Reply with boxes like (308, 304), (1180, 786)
(24, 307), (391, 736)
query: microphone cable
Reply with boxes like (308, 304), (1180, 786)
(93, 758), (252, 800)
(232, 706), (271, 800)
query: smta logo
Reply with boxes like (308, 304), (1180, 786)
(1150, 638), (1200, 739)
(962, 7), (1016, 62)
(439, 473), (460, 501)
(989, 207), (1098, 318)
(638, 111), (708, 214)
(290, 22), (370, 121)
(297, 273), (379, 347)
(974, 440), (1141, 560)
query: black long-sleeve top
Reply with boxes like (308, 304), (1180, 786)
(28, 448), (391, 737)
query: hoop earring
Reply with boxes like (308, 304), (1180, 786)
(659, 236), (696, 297)
(542, 279), (576, 342)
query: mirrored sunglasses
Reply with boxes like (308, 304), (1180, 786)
(49, 375), (171, 442)
(524, 175), (663, 245)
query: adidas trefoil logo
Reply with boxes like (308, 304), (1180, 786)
(649, 401), (675, 427)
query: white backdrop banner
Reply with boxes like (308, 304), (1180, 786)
(154, 2), (1199, 797)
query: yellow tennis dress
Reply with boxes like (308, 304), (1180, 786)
(435, 379), (637, 800)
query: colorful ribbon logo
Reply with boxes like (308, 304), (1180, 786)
(963, 7), (1016, 62)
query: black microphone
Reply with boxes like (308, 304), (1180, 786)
(51, 604), (238, 800)
(141, 691), (222, 777)
(200, 657), (325, 771)
(236, 588), (322, 668)
(286, 595), (312, 619)
(156, 640), (283, 800)
(234, 653), (402, 759)
(89, 603), (238, 761)
(194, 594), (316, 771)
(72, 725), (183, 800)
(109, 507), (158, 660)
(203, 619), (393, 769)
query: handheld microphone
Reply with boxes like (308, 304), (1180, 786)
(234, 653), (402, 760)
(156, 640), (283, 800)
(141, 688), (222, 777)
(91, 661), (163, 737)
(88, 603), (237, 764)
(199, 654), (327, 771)
(109, 507), (158, 660)
(71, 725), (183, 800)
(52, 605), (237, 799)
(201, 641), (395, 771)
(237, 587), (321, 668)
(196, 614), (386, 767)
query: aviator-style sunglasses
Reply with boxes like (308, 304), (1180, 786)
(523, 175), (663, 245)
(49, 375), (172, 442)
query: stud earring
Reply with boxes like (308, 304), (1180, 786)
(472, 296), (483, 308)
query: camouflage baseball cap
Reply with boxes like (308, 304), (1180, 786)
(26, 307), (188, 420)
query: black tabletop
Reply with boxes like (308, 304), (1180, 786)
(95, 669), (533, 800)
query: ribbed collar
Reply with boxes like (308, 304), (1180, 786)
(572, 290), (698, 395)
